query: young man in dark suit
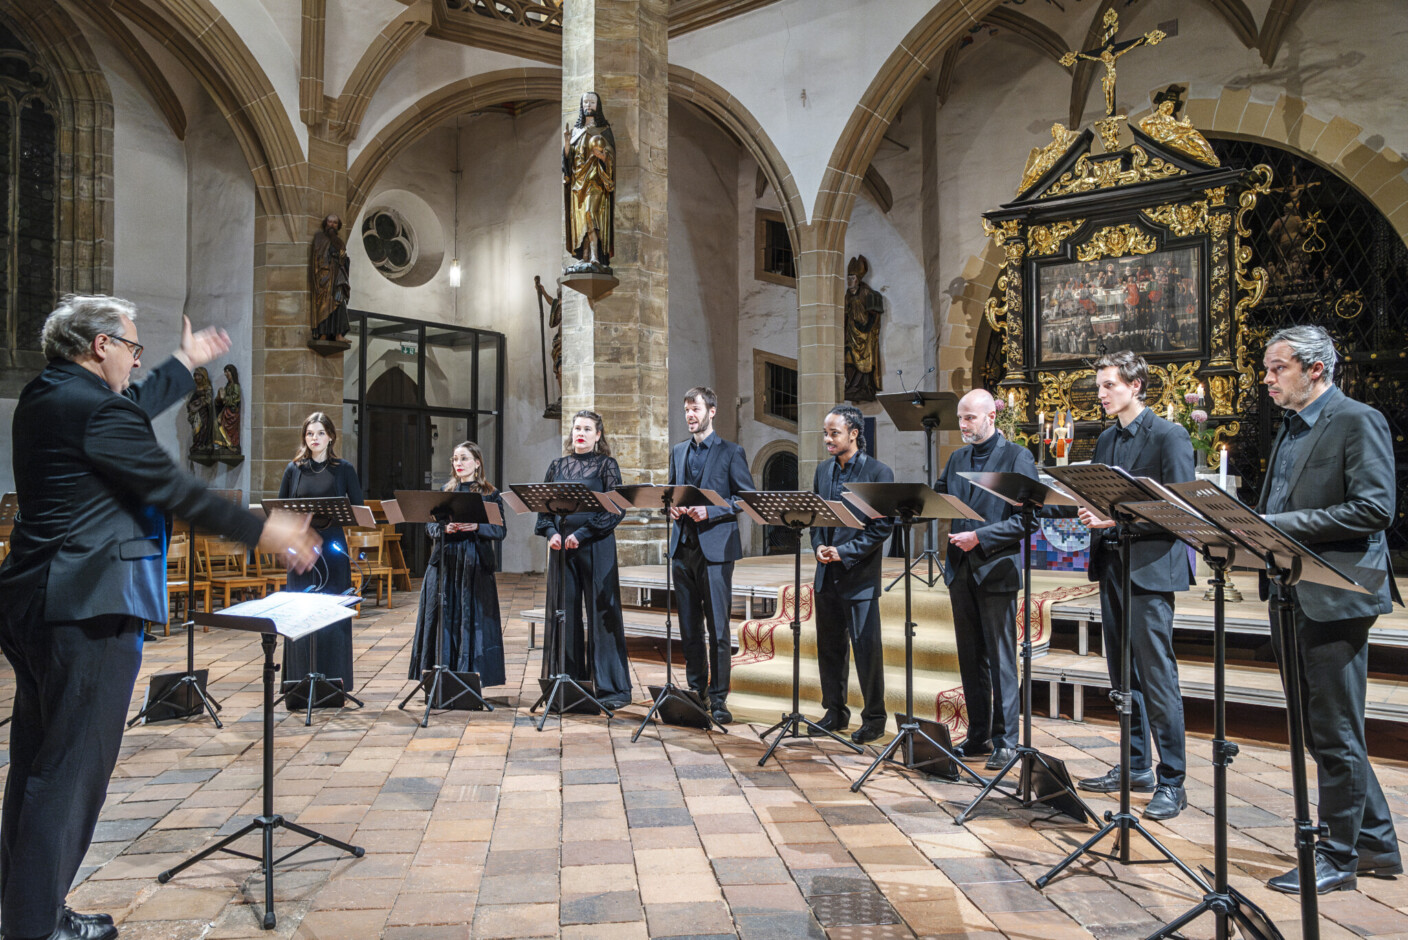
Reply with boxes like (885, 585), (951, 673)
(1258, 325), (1402, 894)
(809, 404), (895, 744)
(934, 389), (1039, 769)
(1077, 350), (1194, 821)
(668, 386), (755, 725)
(0, 296), (319, 940)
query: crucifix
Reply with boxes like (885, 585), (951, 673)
(1061, 9), (1166, 119)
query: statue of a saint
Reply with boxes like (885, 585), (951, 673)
(214, 364), (242, 455)
(1138, 97), (1220, 166)
(535, 274), (563, 417)
(563, 92), (615, 273)
(310, 213), (351, 341)
(1019, 122), (1076, 194)
(844, 255), (885, 403)
(187, 366), (214, 457)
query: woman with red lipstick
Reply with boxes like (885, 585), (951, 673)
(534, 410), (632, 708)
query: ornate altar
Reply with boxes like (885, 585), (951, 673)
(982, 34), (1271, 466)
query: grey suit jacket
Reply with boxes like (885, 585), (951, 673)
(934, 435), (1039, 593)
(1256, 385), (1401, 621)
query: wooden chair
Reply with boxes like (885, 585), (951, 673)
(347, 529), (395, 608)
(254, 551), (287, 594)
(166, 535), (212, 635)
(199, 538), (268, 609)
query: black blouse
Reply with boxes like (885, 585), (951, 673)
(534, 451), (623, 544)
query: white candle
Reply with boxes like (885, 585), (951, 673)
(1038, 412), (1045, 438)
(1197, 383), (1205, 403)
(1166, 403), (1174, 421)
(1219, 445), (1228, 491)
(1007, 390), (1015, 411)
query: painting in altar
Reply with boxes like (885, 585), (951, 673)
(1036, 245), (1203, 365)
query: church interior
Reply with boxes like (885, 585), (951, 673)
(1, 0), (1407, 937)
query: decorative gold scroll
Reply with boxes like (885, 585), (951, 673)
(1075, 224), (1158, 261)
(1027, 220), (1085, 256)
(1042, 146), (1184, 199)
(1231, 164), (1274, 408)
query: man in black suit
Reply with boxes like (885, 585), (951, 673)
(0, 296), (319, 940)
(935, 389), (1039, 770)
(810, 404), (894, 744)
(669, 386), (755, 725)
(1077, 350), (1194, 821)
(1258, 325), (1402, 894)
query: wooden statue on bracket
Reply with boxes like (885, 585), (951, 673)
(310, 212), (351, 348)
(214, 364), (242, 459)
(187, 366), (214, 462)
(844, 255), (885, 403)
(563, 91), (616, 275)
(535, 274), (563, 418)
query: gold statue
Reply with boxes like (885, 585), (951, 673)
(1020, 123), (1077, 194)
(1060, 11), (1166, 118)
(1139, 98), (1220, 166)
(562, 91), (615, 273)
(844, 255), (885, 403)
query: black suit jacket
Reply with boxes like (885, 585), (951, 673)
(1256, 386), (1402, 621)
(1089, 409), (1195, 592)
(668, 434), (754, 563)
(934, 435), (1039, 592)
(0, 358), (264, 625)
(810, 453), (895, 600)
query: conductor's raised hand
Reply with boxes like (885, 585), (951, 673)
(173, 315), (232, 372)
(260, 512), (322, 573)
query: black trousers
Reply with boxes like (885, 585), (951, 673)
(1270, 601), (1398, 872)
(544, 539), (631, 698)
(948, 564), (1019, 749)
(815, 584), (886, 726)
(672, 541), (734, 701)
(1098, 556), (1186, 787)
(0, 611), (144, 938)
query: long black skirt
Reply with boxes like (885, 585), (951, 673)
(541, 535), (631, 698)
(283, 524), (355, 690)
(408, 540), (506, 687)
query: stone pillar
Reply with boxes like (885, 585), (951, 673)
(560, 0), (669, 565)
(795, 223), (845, 501)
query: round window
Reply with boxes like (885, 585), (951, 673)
(361, 208), (417, 280)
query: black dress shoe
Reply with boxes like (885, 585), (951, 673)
(809, 711), (849, 736)
(711, 703), (733, 725)
(985, 747), (1017, 771)
(1077, 766), (1156, 793)
(599, 693), (631, 710)
(954, 739), (992, 760)
(1267, 854), (1357, 894)
(8, 909), (120, 940)
(851, 722), (885, 745)
(1357, 850), (1404, 877)
(1142, 784), (1187, 820)
(64, 908), (115, 929)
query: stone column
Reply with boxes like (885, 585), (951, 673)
(795, 223), (845, 502)
(560, 0), (669, 565)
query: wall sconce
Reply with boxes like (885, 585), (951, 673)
(449, 258), (462, 287)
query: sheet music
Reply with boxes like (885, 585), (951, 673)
(220, 591), (358, 640)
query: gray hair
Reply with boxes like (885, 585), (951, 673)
(40, 294), (137, 361)
(1268, 324), (1337, 384)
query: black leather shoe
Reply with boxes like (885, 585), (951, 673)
(711, 703), (733, 725)
(954, 739), (992, 760)
(809, 710), (849, 736)
(1267, 854), (1357, 894)
(64, 908), (116, 929)
(1077, 766), (1156, 793)
(851, 722), (885, 745)
(985, 747), (1017, 771)
(1142, 784), (1187, 820)
(8, 909), (120, 940)
(599, 693), (631, 710)
(1357, 850), (1404, 877)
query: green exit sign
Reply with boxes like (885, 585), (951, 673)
(400, 342), (417, 355)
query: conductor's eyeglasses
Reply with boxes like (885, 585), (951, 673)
(106, 335), (144, 360)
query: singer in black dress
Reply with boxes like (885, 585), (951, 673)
(534, 410), (632, 707)
(409, 441), (507, 687)
(279, 411), (362, 692)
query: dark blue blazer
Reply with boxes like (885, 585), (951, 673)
(668, 434), (754, 563)
(934, 435), (1039, 592)
(0, 358), (263, 625)
(810, 453), (895, 599)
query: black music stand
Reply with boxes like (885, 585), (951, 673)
(840, 482), (989, 792)
(1168, 480), (1385, 940)
(736, 491), (866, 766)
(0, 494), (15, 729)
(1035, 464), (1206, 891)
(614, 484), (731, 740)
(877, 392), (959, 590)
(395, 489), (500, 725)
(949, 472), (1096, 824)
(263, 497), (373, 724)
(503, 482), (621, 730)
(1119, 495), (1284, 940)
(161, 594), (365, 930)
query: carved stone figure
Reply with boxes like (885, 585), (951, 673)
(214, 364), (242, 455)
(1138, 98), (1220, 166)
(310, 213), (351, 341)
(844, 255), (885, 403)
(535, 274), (563, 417)
(1020, 122), (1076, 194)
(562, 92), (616, 273)
(187, 366), (214, 458)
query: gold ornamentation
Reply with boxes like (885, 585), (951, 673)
(1205, 186), (1228, 207)
(1020, 124), (1078, 195)
(1209, 235), (1231, 363)
(1094, 115), (1126, 153)
(1335, 290), (1364, 319)
(1059, 11), (1166, 119)
(1143, 200), (1211, 237)
(1027, 220), (1085, 256)
(984, 276), (1009, 332)
(1036, 370), (1102, 421)
(1075, 224), (1158, 261)
(1207, 422), (1240, 468)
(983, 218), (1020, 249)
(1149, 362), (1202, 413)
(1042, 146), (1184, 198)
(1301, 210), (1327, 253)
(1231, 165), (1274, 409)
(1138, 101), (1220, 166)
(1207, 375), (1235, 415)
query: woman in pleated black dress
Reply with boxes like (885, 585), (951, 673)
(279, 411), (362, 693)
(535, 410), (632, 708)
(408, 441), (506, 687)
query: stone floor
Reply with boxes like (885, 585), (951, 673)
(4, 573), (1406, 940)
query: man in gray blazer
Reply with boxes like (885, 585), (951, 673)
(934, 389), (1040, 770)
(1258, 325), (1402, 894)
(1077, 351), (1194, 821)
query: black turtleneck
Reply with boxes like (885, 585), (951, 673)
(970, 431), (1001, 472)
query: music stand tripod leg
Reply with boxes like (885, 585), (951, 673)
(537, 507), (615, 731)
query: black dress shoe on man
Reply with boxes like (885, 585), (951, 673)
(1142, 784), (1187, 820)
(1357, 850), (1404, 877)
(1077, 766), (1156, 793)
(711, 700), (733, 725)
(599, 693), (631, 710)
(64, 909), (115, 929)
(1267, 853), (1357, 894)
(985, 747), (1017, 771)
(954, 739), (992, 760)
(851, 722), (885, 745)
(8, 908), (120, 940)
(809, 710), (849, 736)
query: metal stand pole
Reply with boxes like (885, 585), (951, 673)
(532, 506), (613, 729)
